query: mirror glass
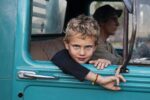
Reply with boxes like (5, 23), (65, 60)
(123, 0), (133, 13)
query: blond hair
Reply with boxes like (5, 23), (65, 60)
(64, 15), (100, 45)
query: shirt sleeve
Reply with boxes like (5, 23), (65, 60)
(92, 42), (123, 64)
(51, 49), (90, 81)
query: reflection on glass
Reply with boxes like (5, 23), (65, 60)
(130, 0), (150, 64)
(32, 0), (67, 34)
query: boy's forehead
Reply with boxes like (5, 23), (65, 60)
(69, 33), (95, 40)
(68, 35), (96, 45)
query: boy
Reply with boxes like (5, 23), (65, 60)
(51, 15), (126, 91)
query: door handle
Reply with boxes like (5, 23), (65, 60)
(18, 71), (59, 80)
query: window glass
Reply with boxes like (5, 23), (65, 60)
(130, 0), (150, 64)
(32, 0), (67, 34)
(30, 0), (67, 61)
(90, 1), (124, 49)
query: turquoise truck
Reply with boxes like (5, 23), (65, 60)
(1, 0), (150, 100)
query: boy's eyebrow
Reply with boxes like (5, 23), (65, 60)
(71, 44), (80, 46)
(84, 45), (95, 48)
(85, 45), (94, 46)
(71, 44), (95, 47)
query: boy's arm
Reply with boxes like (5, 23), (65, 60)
(51, 49), (90, 81)
(51, 49), (126, 91)
(85, 71), (126, 91)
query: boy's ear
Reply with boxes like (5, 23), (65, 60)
(64, 41), (69, 50)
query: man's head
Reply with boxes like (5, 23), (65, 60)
(64, 15), (100, 64)
(93, 5), (122, 23)
(93, 5), (122, 36)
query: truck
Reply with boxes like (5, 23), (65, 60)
(1, 0), (150, 100)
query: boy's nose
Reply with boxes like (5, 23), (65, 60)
(79, 48), (85, 55)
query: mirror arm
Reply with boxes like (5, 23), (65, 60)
(119, 0), (137, 73)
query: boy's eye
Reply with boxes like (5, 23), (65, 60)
(85, 45), (94, 50)
(72, 45), (80, 49)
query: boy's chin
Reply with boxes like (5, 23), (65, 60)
(76, 60), (88, 64)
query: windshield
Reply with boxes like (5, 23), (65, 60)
(130, 0), (150, 64)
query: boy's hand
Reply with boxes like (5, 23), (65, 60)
(98, 74), (126, 91)
(89, 59), (111, 69)
(115, 65), (122, 75)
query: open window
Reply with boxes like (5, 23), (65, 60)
(29, 0), (128, 64)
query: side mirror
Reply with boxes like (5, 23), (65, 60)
(123, 0), (133, 13)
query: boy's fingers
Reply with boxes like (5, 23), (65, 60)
(97, 60), (109, 69)
(89, 60), (98, 68)
(115, 77), (120, 86)
(89, 60), (111, 70)
(117, 74), (126, 82)
(98, 63), (105, 69)
(97, 62), (107, 69)
(107, 76), (120, 86)
(103, 76), (118, 84)
(94, 61), (99, 67)
(105, 63), (109, 68)
(111, 86), (121, 91)
(115, 66), (122, 75)
(90, 60), (99, 67)
(97, 66), (100, 69)
(99, 61), (111, 69)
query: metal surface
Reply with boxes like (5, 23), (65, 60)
(0, 0), (17, 100)
(123, 6), (129, 62)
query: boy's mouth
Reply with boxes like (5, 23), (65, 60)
(77, 57), (87, 61)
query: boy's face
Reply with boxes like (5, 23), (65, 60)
(64, 34), (96, 64)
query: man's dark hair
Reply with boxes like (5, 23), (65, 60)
(93, 5), (122, 23)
